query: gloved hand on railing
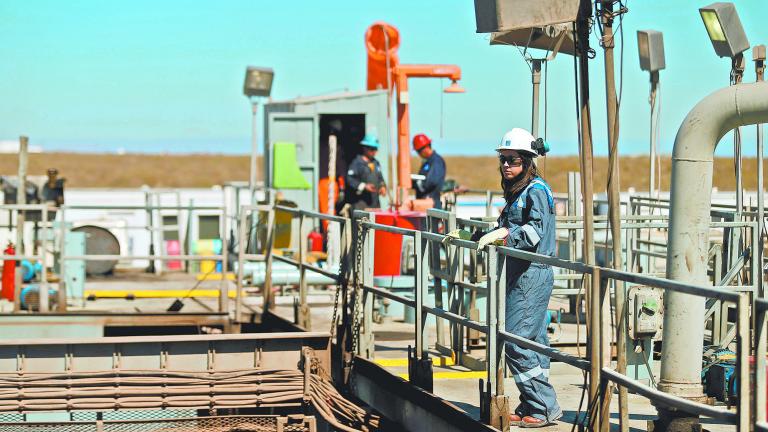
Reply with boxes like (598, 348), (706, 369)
(477, 228), (509, 249)
(441, 229), (472, 245)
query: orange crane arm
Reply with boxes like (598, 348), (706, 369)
(395, 64), (463, 201)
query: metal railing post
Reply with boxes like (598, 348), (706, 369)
(414, 230), (426, 357)
(38, 207), (49, 312)
(756, 301), (767, 423)
(485, 245), (509, 430)
(219, 200), (229, 314)
(737, 293), (751, 432)
(57, 206), (68, 311)
(264, 206), (276, 311)
(235, 207), (246, 322)
(589, 267), (602, 432)
(297, 213), (311, 329)
(361, 214), (375, 358)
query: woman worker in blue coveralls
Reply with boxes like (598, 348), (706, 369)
(475, 128), (561, 427)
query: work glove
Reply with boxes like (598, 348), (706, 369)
(441, 229), (472, 245)
(477, 228), (509, 249)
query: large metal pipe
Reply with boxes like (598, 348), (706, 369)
(660, 81), (768, 427)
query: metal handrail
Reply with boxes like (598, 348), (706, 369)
(350, 213), (753, 430)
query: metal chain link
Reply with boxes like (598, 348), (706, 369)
(329, 242), (346, 338)
(350, 217), (368, 357)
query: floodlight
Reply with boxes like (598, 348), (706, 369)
(243, 66), (274, 98)
(754, 45), (767, 62)
(637, 30), (666, 73)
(698, 3), (749, 58)
(474, 0), (580, 33)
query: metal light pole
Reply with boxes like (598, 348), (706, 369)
(637, 30), (665, 200)
(755, 44), (766, 425)
(756, 45), (766, 299)
(243, 66), (274, 203)
(531, 59), (542, 138)
(699, 2), (750, 273)
(600, 2), (628, 430)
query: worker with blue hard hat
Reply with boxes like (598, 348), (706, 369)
(445, 128), (559, 427)
(344, 133), (387, 210)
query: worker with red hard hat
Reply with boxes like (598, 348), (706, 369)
(412, 133), (446, 209)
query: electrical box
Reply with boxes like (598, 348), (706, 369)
(474, 0), (580, 33)
(627, 286), (663, 340)
(637, 30), (666, 73)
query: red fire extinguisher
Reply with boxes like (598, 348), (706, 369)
(307, 230), (323, 252)
(1, 243), (16, 302)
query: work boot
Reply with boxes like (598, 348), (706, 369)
(519, 416), (553, 428)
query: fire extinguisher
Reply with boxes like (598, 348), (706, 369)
(307, 230), (323, 252)
(1, 243), (16, 302)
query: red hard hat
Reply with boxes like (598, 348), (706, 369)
(412, 134), (431, 152)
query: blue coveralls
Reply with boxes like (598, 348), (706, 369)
(497, 176), (561, 422)
(415, 151), (446, 209)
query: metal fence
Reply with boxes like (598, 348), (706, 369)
(348, 208), (754, 432)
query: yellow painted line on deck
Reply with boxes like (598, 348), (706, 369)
(374, 357), (456, 367)
(84, 289), (240, 299)
(195, 273), (236, 281)
(397, 371), (487, 380)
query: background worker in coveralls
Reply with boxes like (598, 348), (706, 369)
(412, 133), (446, 209)
(344, 134), (387, 210)
(446, 128), (560, 427)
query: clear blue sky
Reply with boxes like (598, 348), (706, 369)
(1, 0), (767, 156)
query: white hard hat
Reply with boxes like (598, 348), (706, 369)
(496, 128), (539, 157)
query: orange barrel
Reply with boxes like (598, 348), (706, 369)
(372, 210), (424, 276)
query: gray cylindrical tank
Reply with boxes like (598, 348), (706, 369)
(72, 225), (120, 276)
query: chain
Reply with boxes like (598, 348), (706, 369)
(350, 217), (368, 358)
(330, 242), (346, 338)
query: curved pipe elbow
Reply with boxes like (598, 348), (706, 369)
(673, 82), (768, 163)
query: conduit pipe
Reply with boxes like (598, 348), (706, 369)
(660, 81), (768, 424)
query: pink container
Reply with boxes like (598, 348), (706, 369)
(165, 240), (182, 270)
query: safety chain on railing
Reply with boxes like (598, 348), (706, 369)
(350, 217), (369, 359)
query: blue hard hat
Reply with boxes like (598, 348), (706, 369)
(360, 134), (380, 149)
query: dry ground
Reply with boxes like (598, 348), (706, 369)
(0, 152), (758, 193)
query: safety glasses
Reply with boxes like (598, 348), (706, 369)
(498, 155), (523, 167)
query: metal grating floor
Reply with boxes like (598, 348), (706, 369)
(0, 415), (315, 432)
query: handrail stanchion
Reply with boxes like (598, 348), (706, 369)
(589, 267), (602, 432)
(361, 212), (375, 359)
(38, 207), (49, 312)
(235, 206), (246, 322)
(58, 206), (68, 311)
(219, 199), (229, 314)
(756, 301), (767, 423)
(298, 212), (310, 330)
(264, 206), (276, 311)
(599, 271), (611, 432)
(415, 230), (426, 358)
(737, 293), (751, 432)
(484, 245), (509, 430)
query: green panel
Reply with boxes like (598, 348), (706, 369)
(273, 142), (311, 189)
